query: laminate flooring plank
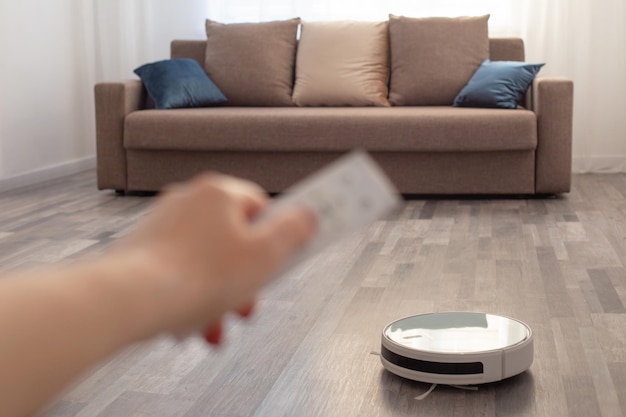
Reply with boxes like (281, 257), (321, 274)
(527, 321), (569, 417)
(493, 371), (538, 416)
(377, 222), (404, 256)
(559, 263), (595, 326)
(250, 288), (365, 417)
(253, 335), (382, 417)
(551, 318), (591, 377)
(340, 242), (384, 287)
(95, 391), (195, 417)
(579, 326), (623, 417)
(333, 287), (385, 335)
(37, 401), (86, 417)
(562, 376), (604, 417)
(68, 338), (180, 417)
(607, 267), (626, 308)
(61, 340), (172, 404)
(536, 246), (575, 318)
(590, 217), (626, 271)
(443, 239), (478, 275)
(472, 259), (497, 307)
(590, 314), (626, 363)
(423, 217), (454, 246)
(416, 200), (437, 220)
(587, 269), (626, 313)
(124, 338), (211, 395)
(608, 363), (626, 413)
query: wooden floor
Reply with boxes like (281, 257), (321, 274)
(2, 171), (626, 417)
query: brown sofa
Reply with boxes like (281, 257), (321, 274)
(95, 37), (573, 195)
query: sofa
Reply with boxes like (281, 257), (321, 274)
(95, 16), (573, 195)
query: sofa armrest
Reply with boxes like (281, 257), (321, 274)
(531, 76), (574, 194)
(95, 80), (146, 191)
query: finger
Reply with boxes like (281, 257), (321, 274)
(204, 321), (223, 346)
(195, 173), (269, 220)
(159, 180), (189, 197)
(240, 193), (268, 220)
(208, 173), (268, 203)
(237, 300), (256, 318)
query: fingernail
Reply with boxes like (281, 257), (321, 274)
(239, 303), (255, 318)
(204, 323), (223, 345)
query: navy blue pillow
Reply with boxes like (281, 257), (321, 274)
(134, 59), (227, 109)
(453, 60), (545, 109)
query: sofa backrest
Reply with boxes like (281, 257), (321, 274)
(171, 40), (207, 64)
(489, 38), (525, 61)
(171, 38), (526, 66)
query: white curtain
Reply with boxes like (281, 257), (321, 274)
(93, 0), (210, 81)
(205, 0), (520, 35)
(92, 0), (626, 173)
(519, 0), (626, 173)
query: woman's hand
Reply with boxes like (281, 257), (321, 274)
(114, 173), (316, 339)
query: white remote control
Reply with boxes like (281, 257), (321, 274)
(199, 150), (401, 344)
(257, 150), (402, 273)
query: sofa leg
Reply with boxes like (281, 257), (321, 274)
(114, 189), (126, 196)
(531, 193), (558, 199)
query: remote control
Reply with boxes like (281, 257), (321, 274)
(203, 150), (401, 345)
(256, 149), (402, 274)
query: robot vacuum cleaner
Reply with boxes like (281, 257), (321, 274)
(380, 312), (533, 385)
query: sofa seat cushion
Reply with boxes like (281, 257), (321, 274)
(124, 107), (537, 152)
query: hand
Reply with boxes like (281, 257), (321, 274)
(113, 173), (316, 339)
(0, 173), (316, 417)
(204, 300), (255, 345)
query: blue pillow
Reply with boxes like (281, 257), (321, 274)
(133, 59), (227, 109)
(453, 60), (544, 109)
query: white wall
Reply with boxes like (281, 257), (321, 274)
(0, 0), (96, 190)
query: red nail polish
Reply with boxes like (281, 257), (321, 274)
(239, 303), (254, 318)
(204, 323), (223, 345)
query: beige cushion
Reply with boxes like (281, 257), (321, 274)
(204, 18), (300, 106)
(292, 21), (389, 107)
(388, 15), (490, 106)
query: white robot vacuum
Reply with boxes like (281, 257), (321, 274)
(380, 312), (533, 385)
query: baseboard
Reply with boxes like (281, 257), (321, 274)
(0, 156), (96, 193)
(572, 156), (626, 174)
